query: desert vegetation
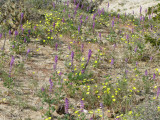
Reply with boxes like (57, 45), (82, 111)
(0, 0), (160, 120)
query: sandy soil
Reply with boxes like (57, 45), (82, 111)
(100, 0), (160, 17)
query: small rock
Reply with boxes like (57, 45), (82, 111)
(56, 104), (65, 115)
(83, 109), (88, 113)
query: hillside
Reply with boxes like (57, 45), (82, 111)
(0, 0), (160, 120)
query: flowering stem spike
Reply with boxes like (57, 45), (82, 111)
(65, 98), (69, 114)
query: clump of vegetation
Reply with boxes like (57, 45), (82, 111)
(147, 3), (160, 21)
(143, 3), (160, 47)
(145, 34), (160, 47)
(0, 0), (28, 33)
(0, 0), (44, 34)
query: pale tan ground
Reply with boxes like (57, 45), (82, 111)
(100, 0), (160, 17)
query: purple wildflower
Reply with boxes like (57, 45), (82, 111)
(27, 49), (30, 55)
(125, 70), (128, 74)
(22, 27), (24, 33)
(28, 30), (31, 35)
(86, 16), (88, 21)
(71, 51), (74, 60)
(24, 38), (26, 43)
(134, 46), (137, 52)
(74, 10), (77, 17)
(87, 49), (92, 63)
(81, 69), (85, 74)
(59, 72), (62, 76)
(9, 30), (11, 37)
(113, 43), (116, 49)
(41, 87), (44, 92)
(80, 20), (83, 25)
(143, 16), (145, 21)
(9, 56), (15, 77)
(81, 4), (84, 9)
(140, 16), (142, 21)
(54, 55), (58, 71)
(52, 2), (55, 8)
(55, 55), (58, 64)
(10, 56), (15, 67)
(145, 70), (148, 76)
(87, 7), (89, 12)
(93, 22), (95, 29)
(100, 102), (104, 119)
(68, 14), (71, 18)
(145, 9), (147, 13)
(62, 18), (65, 23)
(126, 34), (129, 40)
(98, 9), (101, 15)
(12, 45), (15, 48)
(78, 25), (80, 34)
(21, 13), (24, 20)
(100, 102), (103, 109)
(99, 32), (101, 40)
(21, 25), (23, 29)
(53, 64), (56, 71)
(68, 45), (71, 50)
(149, 14), (151, 19)
(49, 78), (53, 92)
(81, 44), (84, 52)
(151, 25), (153, 30)
(80, 99), (84, 112)
(111, 58), (114, 65)
(76, 3), (79, 10)
(125, 58), (128, 63)
(70, 82), (72, 85)
(112, 20), (114, 28)
(71, 51), (74, 67)
(65, 98), (69, 114)
(74, 0), (76, 5)
(140, 6), (142, 14)
(53, 22), (56, 28)
(82, 49), (92, 73)
(132, 28), (134, 33)
(80, 15), (83, 20)
(67, 1), (69, 7)
(153, 73), (156, 80)
(15, 30), (18, 37)
(34, 26), (37, 30)
(113, 16), (115, 20)
(0, 33), (2, 39)
(102, 8), (104, 14)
